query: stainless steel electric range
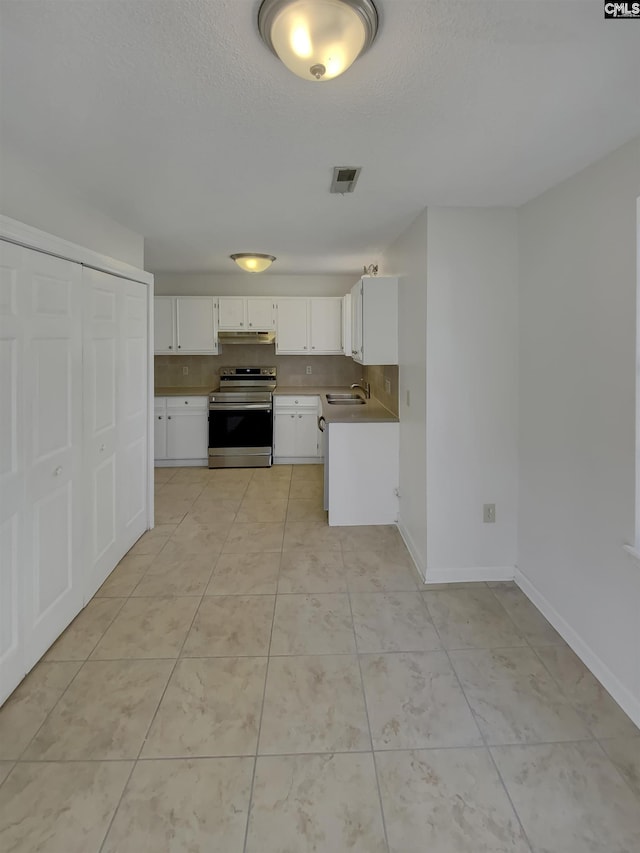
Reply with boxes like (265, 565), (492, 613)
(208, 367), (277, 468)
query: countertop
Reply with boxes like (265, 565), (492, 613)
(155, 386), (216, 396)
(274, 385), (398, 425)
(155, 384), (398, 423)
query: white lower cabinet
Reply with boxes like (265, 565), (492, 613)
(155, 397), (208, 464)
(274, 396), (322, 462)
(326, 421), (399, 526)
(0, 238), (150, 705)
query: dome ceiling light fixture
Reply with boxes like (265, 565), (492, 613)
(258, 0), (378, 82)
(230, 253), (276, 273)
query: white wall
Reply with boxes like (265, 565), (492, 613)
(382, 210), (428, 574)
(154, 272), (354, 297)
(518, 136), (640, 723)
(425, 209), (519, 579)
(0, 144), (144, 267)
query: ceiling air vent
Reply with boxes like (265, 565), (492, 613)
(330, 166), (362, 194)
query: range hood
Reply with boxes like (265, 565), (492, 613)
(217, 330), (276, 345)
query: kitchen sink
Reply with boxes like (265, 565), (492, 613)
(326, 393), (364, 402)
(326, 397), (366, 405)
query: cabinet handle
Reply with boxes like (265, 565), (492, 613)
(295, 400), (299, 404)
(298, 414), (302, 419)
(318, 416), (326, 432)
(178, 345), (181, 349)
(290, 414), (294, 418)
(304, 346), (307, 349)
(312, 346), (315, 349)
(168, 416), (172, 420)
(249, 322), (252, 327)
(168, 345), (173, 350)
(240, 322), (243, 326)
(185, 401), (189, 404)
(352, 349), (357, 355)
(54, 466), (63, 476)
(99, 444), (105, 452)
(158, 415), (162, 420)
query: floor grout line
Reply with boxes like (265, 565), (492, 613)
(241, 543), (280, 853)
(419, 592), (535, 853)
(343, 540), (391, 853)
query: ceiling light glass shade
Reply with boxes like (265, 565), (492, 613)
(230, 253), (276, 273)
(258, 0), (378, 82)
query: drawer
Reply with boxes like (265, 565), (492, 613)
(166, 396), (209, 410)
(274, 395), (319, 409)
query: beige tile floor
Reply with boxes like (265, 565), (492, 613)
(1, 463), (639, 852)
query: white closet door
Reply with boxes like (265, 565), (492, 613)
(84, 270), (119, 597)
(0, 241), (25, 702)
(84, 269), (148, 599)
(23, 249), (84, 670)
(119, 279), (148, 552)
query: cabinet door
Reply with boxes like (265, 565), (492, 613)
(295, 412), (319, 457)
(247, 298), (275, 330)
(350, 281), (363, 362)
(274, 411), (297, 458)
(276, 299), (309, 354)
(166, 411), (208, 460)
(154, 407), (167, 460)
(23, 250), (84, 670)
(310, 298), (342, 354)
(218, 297), (246, 330)
(154, 296), (175, 353)
(176, 296), (217, 353)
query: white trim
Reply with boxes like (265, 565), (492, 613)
(423, 565), (515, 584)
(623, 543), (640, 562)
(397, 522), (426, 581)
(515, 567), (640, 728)
(0, 215), (153, 285)
(274, 457), (323, 465)
(635, 196), (640, 553)
(147, 279), (155, 530)
(155, 459), (208, 467)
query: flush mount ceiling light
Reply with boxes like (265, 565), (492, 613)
(230, 253), (276, 273)
(258, 0), (378, 82)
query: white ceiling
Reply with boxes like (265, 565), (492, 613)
(1, 0), (639, 274)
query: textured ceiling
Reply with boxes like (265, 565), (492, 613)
(1, 0), (639, 274)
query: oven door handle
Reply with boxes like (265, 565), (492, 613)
(209, 403), (272, 411)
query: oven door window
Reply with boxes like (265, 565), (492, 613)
(209, 408), (273, 448)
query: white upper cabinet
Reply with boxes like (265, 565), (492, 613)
(350, 276), (398, 365)
(218, 296), (275, 330)
(276, 298), (309, 353)
(176, 297), (217, 353)
(154, 296), (176, 352)
(154, 296), (217, 354)
(276, 297), (343, 355)
(246, 298), (275, 330)
(218, 296), (245, 329)
(309, 297), (342, 353)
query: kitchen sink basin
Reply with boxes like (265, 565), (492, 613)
(326, 393), (364, 402)
(326, 398), (366, 405)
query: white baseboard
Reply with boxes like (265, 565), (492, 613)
(515, 568), (640, 728)
(274, 458), (323, 465)
(397, 523), (427, 581)
(423, 565), (516, 585)
(154, 459), (208, 467)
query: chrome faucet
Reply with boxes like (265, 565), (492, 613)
(351, 380), (371, 399)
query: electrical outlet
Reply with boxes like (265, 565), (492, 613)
(385, 378), (391, 394)
(483, 503), (496, 523)
(306, 365), (312, 375)
(182, 366), (189, 375)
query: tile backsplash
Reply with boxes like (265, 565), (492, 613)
(363, 364), (399, 417)
(155, 346), (362, 389)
